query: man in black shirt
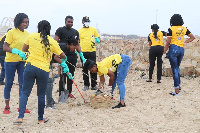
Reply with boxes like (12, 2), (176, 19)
(54, 15), (86, 98)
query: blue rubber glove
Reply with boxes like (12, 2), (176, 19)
(12, 48), (26, 60)
(60, 62), (69, 72)
(95, 37), (100, 44)
(79, 52), (86, 64)
(61, 56), (67, 63)
(67, 72), (74, 80)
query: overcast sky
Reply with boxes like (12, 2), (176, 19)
(0, 0), (199, 37)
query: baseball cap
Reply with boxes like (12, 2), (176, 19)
(82, 16), (90, 22)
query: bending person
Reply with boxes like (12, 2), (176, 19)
(84, 54), (131, 109)
(163, 14), (195, 95)
(14, 20), (70, 124)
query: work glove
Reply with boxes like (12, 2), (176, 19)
(61, 56), (67, 63)
(79, 52), (86, 64)
(60, 61), (69, 73)
(12, 48), (26, 60)
(95, 37), (100, 44)
(67, 72), (74, 80)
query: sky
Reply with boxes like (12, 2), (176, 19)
(0, 0), (199, 37)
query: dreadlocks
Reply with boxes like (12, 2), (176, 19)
(37, 20), (51, 61)
(151, 24), (159, 39)
(14, 13), (29, 29)
(170, 14), (184, 26)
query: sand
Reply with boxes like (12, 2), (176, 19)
(0, 67), (200, 133)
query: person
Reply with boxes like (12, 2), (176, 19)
(45, 54), (60, 109)
(146, 24), (167, 83)
(83, 54), (131, 109)
(54, 15), (86, 99)
(78, 16), (100, 91)
(13, 20), (71, 124)
(163, 14), (195, 96)
(0, 28), (12, 85)
(3, 13), (30, 114)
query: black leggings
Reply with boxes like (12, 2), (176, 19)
(81, 52), (97, 88)
(59, 55), (77, 95)
(149, 46), (164, 80)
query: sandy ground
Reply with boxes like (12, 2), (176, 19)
(0, 67), (200, 133)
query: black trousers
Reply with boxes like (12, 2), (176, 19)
(59, 55), (77, 96)
(149, 46), (164, 80)
(81, 52), (97, 88)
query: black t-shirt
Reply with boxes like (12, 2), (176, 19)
(55, 26), (79, 56)
(0, 35), (6, 56)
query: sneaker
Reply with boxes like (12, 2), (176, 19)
(46, 104), (57, 109)
(0, 82), (5, 85)
(83, 86), (89, 91)
(17, 108), (31, 113)
(68, 93), (76, 99)
(112, 102), (126, 109)
(91, 86), (98, 90)
(3, 106), (10, 114)
(95, 89), (103, 96)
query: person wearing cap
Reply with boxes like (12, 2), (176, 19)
(78, 16), (100, 91)
(54, 15), (86, 99)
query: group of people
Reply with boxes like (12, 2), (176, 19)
(147, 14), (195, 95)
(0, 13), (131, 124)
(0, 13), (195, 124)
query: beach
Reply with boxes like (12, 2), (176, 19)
(0, 67), (200, 133)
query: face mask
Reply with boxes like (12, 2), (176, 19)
(84, 22), (90, 27)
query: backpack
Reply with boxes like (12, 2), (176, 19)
(0, 35), (6, 56)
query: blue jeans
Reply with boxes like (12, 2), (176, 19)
(4, 61), (25, 100)
(168, 44), (184, 89)
(18, 64), (49, 121)
(0, 56), (5, 83)
(112, 54), (131, 101)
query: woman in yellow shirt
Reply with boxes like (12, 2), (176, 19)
(3, 13), (29, 114)
(163, 14), (195, 95)
(147, 24), (166, 83)
(14, 20), (70, 124)
(84, 54), (131, 109)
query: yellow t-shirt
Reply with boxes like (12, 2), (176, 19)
(25, 33), (63, 72)
(78, 26), (99, 52)
(97, 54), (122, 76)
(149, 31), (164, 46)
(5, 28), (29, 62)
(167, 26), (191, 47)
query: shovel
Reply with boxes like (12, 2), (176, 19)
(58, 68), (69, 103)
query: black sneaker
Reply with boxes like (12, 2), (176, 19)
(95, 89), (103, 96)
(91, 86), (98, 90)
(112, 102), (126, 109)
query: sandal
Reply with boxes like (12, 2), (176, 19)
(13, 118), (23, 124)
(146, 80), (152, 82)
(38, 118), (49, 124)
(157, 81), (161, 83)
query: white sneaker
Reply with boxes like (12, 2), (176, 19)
(83, 86), (89, 91)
